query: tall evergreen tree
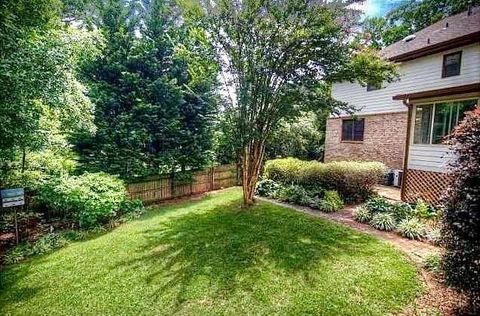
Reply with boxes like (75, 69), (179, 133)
(76, 0), (218, 178)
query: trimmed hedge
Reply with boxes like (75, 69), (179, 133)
(264, 158), (385, 201)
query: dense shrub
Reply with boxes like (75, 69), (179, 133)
(365, 197), (392, 213)
(442, 106), (480, 310)
(255, 179), (281, 198)
(317, 190), (344, 212)
(397, 218), (427, 240)
(37, 172), (130, 228)
(277, 184), (312, 206)
(354, 206), (371, 223)
(371, 213), (396, 231)
(413, 199), (439, 220)
(391, 202), (414, 221)
(264, 158), (313, 184)
(264, 158), (385, 201)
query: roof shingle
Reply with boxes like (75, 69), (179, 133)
(381, 6), (480, 61)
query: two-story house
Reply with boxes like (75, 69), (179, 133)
(324, 7), (480, 204)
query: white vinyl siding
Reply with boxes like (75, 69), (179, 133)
(408, 145), (455, 173)
(332, 43), (480, 117)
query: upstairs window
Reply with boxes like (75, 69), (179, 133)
(342, 118), (364, 141)
(367, 82), (381, 91)
(413, 99), (477, 145)
(442, 51), (462, 78)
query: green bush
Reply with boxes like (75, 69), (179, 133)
(391, 202), (415, 221)
(255, 179), (281, 197)
(413, 199), (439, 220)
(4, 230), (90, 264)
(354, 206), (372, 223)
(365, 197), (393, 213)
(278, 184), (312, 206)
(38, 172), (129, 228)
(397, 218), (427, 240)
(371, 213), (396, 231)
(264, 158), (385, 202)
(264, 158), (313, 184)
(317, 190), (344, 213)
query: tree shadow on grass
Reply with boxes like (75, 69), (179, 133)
(115, 200), (376, 311)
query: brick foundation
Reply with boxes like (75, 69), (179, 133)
(402, 169), (453, 205)
(324, 112), (408, 170)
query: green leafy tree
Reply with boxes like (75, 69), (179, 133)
(76, 0), (219, 179)
(0, 0), (99, 186)
(199, 0), (397, 205)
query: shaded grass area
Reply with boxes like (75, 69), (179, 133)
(0, 187), (421, 315)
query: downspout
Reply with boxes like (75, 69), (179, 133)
(401, 98), (412, 201)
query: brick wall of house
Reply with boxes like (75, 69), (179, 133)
(324, 112), (408, 170)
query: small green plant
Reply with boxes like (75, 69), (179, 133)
(255, 179), (281, 197)
(278, 185), (309, 205)
(423, 253), (442, 274)
(391, 202), (414, 221)
(426, 227), (442, 246)
(354, 206), (372, 223)
(413, 199), (438, 220)
(317, 190), (344, 212)
(397, 218), (427, 240)
(365, 197), (393, 213)
(371, 213), (396, 231)
(4, 231), (89, 264)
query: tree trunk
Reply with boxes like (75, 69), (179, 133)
(241, 139), (266, 206)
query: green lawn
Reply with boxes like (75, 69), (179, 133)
(0, 187), (421, 315)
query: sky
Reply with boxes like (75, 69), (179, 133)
(353, 0), (409, 18)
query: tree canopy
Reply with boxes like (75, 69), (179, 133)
(69, 0), (219, 179)
(197, 0), (397, 205)
(0, 0), (100, 186)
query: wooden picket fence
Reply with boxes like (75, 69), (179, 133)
(127, 164), (239, 204)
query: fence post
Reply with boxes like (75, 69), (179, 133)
(170, 172), (175, 198)
(211, 166), (215, 191)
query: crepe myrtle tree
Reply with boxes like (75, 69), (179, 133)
(197, 0), (397, 205)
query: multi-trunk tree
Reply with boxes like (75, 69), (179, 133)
(199, 0), (397, 205)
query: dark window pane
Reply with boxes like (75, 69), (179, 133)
(367, 83), (381, 91)
(413, 105), (433, 144)
(342, 119), (353, 141)
(432, 103), (451, 144)
(442, 52), (461, 77)
(456, 99), (477, 125)
(353, 119), (364, 141)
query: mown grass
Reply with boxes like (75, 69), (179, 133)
(0, 187), (421, 315)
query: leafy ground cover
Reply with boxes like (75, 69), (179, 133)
(0, 187), (421, 315)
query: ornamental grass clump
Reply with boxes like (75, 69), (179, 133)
(397, 218), (427, 240)
(354, 206), (371, 223)
(371, 213), (396, 231)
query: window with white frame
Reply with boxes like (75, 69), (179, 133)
(413, 99), (477, 145)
